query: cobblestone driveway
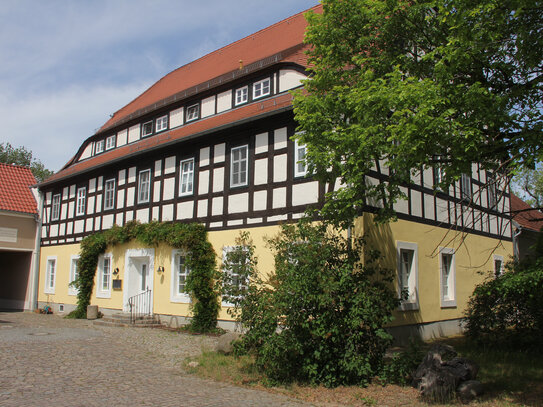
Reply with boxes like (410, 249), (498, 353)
(0, 311), (310, 407)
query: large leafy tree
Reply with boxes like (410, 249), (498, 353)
(0, 142), (54, 182)
(293, 0), (542, 228)
(513, 164), (543, 208)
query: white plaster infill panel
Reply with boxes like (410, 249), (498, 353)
(136, 208), (150, 223)
(253, 190), (267, 211)
(278, 69), (306, 92)
(123, 248), (155, 313)
(217, 90), (232, 113)
(201, 96), (216, 118)
(214, 143), (225, 163)
(198, 170), (210, 194)
(213, 167), (225, 192)
(228, 193), (249, 214)
(212, 197), (223, 216)
(273, 154), (287, 182)
(169, 107), (184, 128)
(117, 129), (128, 146)
(164, 156), (176, 174)
(128, 124), (140, 143)
(255, 132), (268, 154)
(162, 204), (174, 221)
(176, 201), (194, 220)
(118, 169), (126, 186)
(274, 127), (288, 150)
(273, 187), (287, 209)
(154, 160), (162, 177)
(162, 178), (175, 201)
(254, 159), (267, 185)
(200, 147), (210, 167)
(79, 143), (92, 160)
(292, 181), (319, 207)
(197, 200), (208, 218)
(117, 189), (126, 209)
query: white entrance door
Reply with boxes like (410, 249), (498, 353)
(123, 249), (155, 314)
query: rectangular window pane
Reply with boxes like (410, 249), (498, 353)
(102, 257), (110, 291)
(48, 259), (56, 290)
(142, 121), (153, 136)
(235, 87), (248, 105)
(76, 188), (86, 216)
(138, 170), (151, 203)
(180, 159), (194, 196)
(156, 115), (168, 132)
(231, 145), (248, 187)
(52, 194), (61, 220)
(104, 179), (115, 210)
(187, 104), (199, 121)
(106, 135), (116, 150)
(253, 78), (270, 99)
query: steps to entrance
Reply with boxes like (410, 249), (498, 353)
(93, 313), (163, 328)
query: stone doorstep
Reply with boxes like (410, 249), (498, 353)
(93, 313), (163, 328)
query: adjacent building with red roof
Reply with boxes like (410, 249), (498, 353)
(0, 163), (40, 310)
(36, 5), (513, 341)
(510, 194), (543, 259)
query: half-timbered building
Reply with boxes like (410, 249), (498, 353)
(37, 5), (513, 339)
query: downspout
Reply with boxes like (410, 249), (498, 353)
(29, 190), (44, 311)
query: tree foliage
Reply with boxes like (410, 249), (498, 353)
(227, 222), (398, 387)
(294, 0), (542, 227)
(513, 164), (543, 208)
(0, 142), (54, 182)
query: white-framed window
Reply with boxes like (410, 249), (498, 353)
(51, 194), (61, 221)
(186, 104), (199, 122)
(230, 145), (248, 187)
(253, 78), (270, 99)
(170, 250), (191, 303)
(106, 135), (116, 150)
(179, 158), (194, 196)
(45, 256), (56, 294)
(235, 86), (248, 105)
(96, 254), (112, 298)
(142, 121), (153, 137)
(433, 166), (444, 187)
(294, 139), (307, 177)
(156, 115), (168, 132)
(138, 169), (151, 203)
(439, 247), (456, 308)
(76, 187), (86, 216)
(397, 241), (418, 310)
(221, 246), (249, 306)
(104, 178), (116, 210)
(95, 140), (105, 154)
(461, 173), (472, 200)
(494, 254), (504, 277)
(68, 255), (79, 296)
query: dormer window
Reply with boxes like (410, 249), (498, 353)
(253, 78), (270, 99)
(95, 140), (105, 154)
(142, 121), (153, 137)
(106, 135), (116, 150)
(186, 104), (199, 122)
(235, 86), (248, 105)
(156, 115), (168, 132)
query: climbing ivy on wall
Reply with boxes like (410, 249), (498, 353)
(70, 221), (220, 332)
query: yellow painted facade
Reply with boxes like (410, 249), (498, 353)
(38, 218), (512, 327)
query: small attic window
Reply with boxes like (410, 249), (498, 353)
(142, 121), (153, 137)
(156, 115), (168, 132)
(95, 140), (105, 154)
(186, 104), (199, 122)
(235, 86), (248, 106)
(253, 78), (270, 99)
(106, 135), (116, 150)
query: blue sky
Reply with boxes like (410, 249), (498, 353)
(0, 1), (317, 172)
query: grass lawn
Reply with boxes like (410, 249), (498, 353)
(184, 335), (543, 406)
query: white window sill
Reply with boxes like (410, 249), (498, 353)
(170, 295), (191, 304)
(440, 299), (457, 308)
(44, 289), (55, 295)
(96, 291), (111, 299)
(398, 301), (419, 311)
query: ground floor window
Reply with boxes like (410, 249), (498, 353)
(96, 254), (112, 298)
(396, 241), (418, 310)
(170, 250), (191, 303)
(439, 247), (456, 308)
(45, 256), (56, 294)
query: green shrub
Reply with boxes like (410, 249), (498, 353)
(464, 238), (543, 347)
(378, 342), (424, 385)
(231, 221), (399, 387)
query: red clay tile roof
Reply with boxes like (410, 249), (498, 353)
(0, 163), (38, 215)
(98, 4), (321, 133)
(42, 92), (295, 186)
(510, 194), (543, 232)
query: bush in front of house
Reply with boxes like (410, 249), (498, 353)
(464, 235), (543, 348)
(223, 221), (399, 387)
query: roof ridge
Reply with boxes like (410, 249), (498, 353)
(0, 161), (33, 171)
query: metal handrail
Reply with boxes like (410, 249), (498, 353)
(128, 288), (151, 324)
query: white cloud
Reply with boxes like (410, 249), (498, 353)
(0, 83), (150, 171)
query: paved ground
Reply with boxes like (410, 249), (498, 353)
(0, 311), (311, 407)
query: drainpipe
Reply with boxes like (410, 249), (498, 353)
(29, 190), (44, 311)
